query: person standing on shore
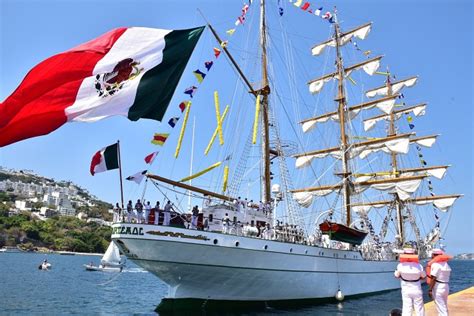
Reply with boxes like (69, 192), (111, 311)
(394, 248), (426, 316)
(427, 249), (452, 316)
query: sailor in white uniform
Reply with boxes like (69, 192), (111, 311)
(394, 248), (426, 316)
(428, 248), (451, 316)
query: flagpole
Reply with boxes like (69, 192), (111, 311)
(188, 116), (196, 211)
(117, 140), (124, 209)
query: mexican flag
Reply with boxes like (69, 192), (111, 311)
(0, 26), (204, 147)
(90, 143), (119, 176)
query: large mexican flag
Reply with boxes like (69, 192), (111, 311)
(0, 26), (204, 147)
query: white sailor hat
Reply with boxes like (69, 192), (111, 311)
(431, 248), (444, 255)
(403, 248), (416, 254)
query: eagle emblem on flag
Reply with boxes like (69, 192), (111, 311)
(94, 58), (144, 98)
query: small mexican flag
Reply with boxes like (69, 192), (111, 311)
(90, 143), (119, 176)
(0, 26), (204, 147)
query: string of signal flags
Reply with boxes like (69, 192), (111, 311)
(124, 1), (256, 186)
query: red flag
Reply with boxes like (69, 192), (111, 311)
(301, 2), (310, 11)
(144, 151), (159, 164)
(179, 102), (187, 112)
(213, 47), (221, 58)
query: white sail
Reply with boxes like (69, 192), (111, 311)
(309, 56), (382, 94)
(364, 104), (427, 131)
(413, 196), (459, 212)
(311, 23), (372, 56)
(357, 178), (423, 201)
(302, 96), (397, 133)
(101, 241), (122, 266)
(366, 77), (418, 98)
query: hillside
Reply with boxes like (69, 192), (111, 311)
(0, 167), (113, 252)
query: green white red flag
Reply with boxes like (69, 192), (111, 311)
(0, 26), (204, 147)
(90, 143), (119, 175)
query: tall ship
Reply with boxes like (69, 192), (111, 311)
(111, 0), (461, 311)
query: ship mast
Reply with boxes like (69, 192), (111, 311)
(333, 13), (352, 226)
(259, 0), (272, 204)
(385, 71), (404, 244)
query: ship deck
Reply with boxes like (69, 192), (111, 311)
(424, 286), (474, 315)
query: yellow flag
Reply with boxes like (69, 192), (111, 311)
(226, 29), (236, 36)
(180, 161), (222, 182)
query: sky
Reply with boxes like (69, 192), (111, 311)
(0, 0), (472, 253)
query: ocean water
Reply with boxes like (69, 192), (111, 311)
(0, 252), (472, 315)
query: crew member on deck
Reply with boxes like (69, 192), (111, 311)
(154, 201), (161, 225)
(126, 200), (133, 223)
(135, 199), (144, 224)
(222, 213), (230, 234)
(191, 206), (199, 229)
(394, 248), (426, 316)
(113, 203), (121, 223)
(427, 248), (452, 316)
(144, 201), (151, 224)
(163, 200), (173, 226)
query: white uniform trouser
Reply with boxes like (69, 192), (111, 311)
(401, 283), (425, 316)
(127, 211), (133, 223)
(144, 210), (150, 224)
(163, 211), (170, 226)
(137, 211), (144, 224)
(433, 283), (449, 316)
(191, 215), (198, 229)
(222, 224), (228, 234)
(154, 211), (160, 225)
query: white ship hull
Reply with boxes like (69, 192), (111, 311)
(112, 223), (400, 304)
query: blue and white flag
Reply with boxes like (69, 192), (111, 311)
(168, 117), (179, 128)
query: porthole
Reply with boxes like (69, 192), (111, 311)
(264, 245), (268, 250)
(305, 250), (308, 254)
(213, 239), (218, 245)
(235, 241), (240, 247)
(289, 248), (293, 253)
(344, 255), (346, 258)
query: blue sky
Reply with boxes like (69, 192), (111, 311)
(0, 0), (472, 253)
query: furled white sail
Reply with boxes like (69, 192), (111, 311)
(364, 104), (427, 131)
(309, 76), (334, 94)
(293, 189), (337, 207)
(311, 23), (372, 56)
(295, 135), (411, 169)
(302, 97), (396, 133)
(357, 136), (410, 159)
(309, 57), (382, 95)
(413, 196), (458, 212)
(357, 178), (423, 201)
(366, 77), (418, 98)
(353, 203), (386, 215)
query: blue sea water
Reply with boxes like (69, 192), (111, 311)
(0, 253), (472, 315)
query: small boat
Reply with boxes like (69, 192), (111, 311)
(84, 241), (125, 272)
(38, 260), (52, 270)
(319, 221), (368, 245)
